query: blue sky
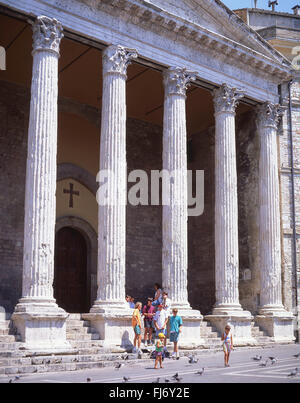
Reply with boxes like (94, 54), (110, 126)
(222, 0), (297, 13)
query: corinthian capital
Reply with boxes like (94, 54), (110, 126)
(256, 102), (285, 129)
(32, 16), (63, 55)
(164, 67), (197, 97)
(102, 45), (138, 77)
(213, 84), (244, 114)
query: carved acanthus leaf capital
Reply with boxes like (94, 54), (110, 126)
(32, 16), (63, 55)
(164, 67), (197, 97)
(256, 102), (285, 129)
(102, 45), (138, 77)
(213, 83), (244, 114)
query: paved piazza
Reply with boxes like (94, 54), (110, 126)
(1, 344), (299, 384)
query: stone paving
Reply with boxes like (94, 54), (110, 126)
(1, 343), (299, 383)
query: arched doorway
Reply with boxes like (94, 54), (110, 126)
(54, 226), (89, 313)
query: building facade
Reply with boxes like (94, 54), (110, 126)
(0, 0), (298, 351)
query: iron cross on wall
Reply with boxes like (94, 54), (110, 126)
(63, 182), (79, 208)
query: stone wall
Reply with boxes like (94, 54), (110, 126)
(236, 109), (261, 314)
(0, 80), (29, 313)
(279, 80), (300, 337)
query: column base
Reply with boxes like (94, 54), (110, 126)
(83, 302), (135, 349)
(12, 298), (72, 352)
(206, 306), (255, 346)
(0, 306), (6, 328)
(255, 307), (295, 342)
(170, 304), (205, 348)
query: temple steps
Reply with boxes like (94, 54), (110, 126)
(0, 315), (281, 377)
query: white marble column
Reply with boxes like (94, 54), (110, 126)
(206, 84), (253, 344)
(255, 102), (294, 341)
(162, 67), (195, 310)
(213, 84), (245, 314)
(91, 45), (137, 313)
(161, 67), (203, 347)
(12, 16), (70, 351)
(85, 45), (138, 347)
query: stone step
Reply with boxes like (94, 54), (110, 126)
(66, 320), (91, 327)
(66, 326), (98, 335)
(0, 342), (24, 350)
(0, 335), (21, 343)
(67, 314), (83, 320)
(68, 340), (104, 348)
(0, 356), (152, 375)
(66, 333), (100, 341)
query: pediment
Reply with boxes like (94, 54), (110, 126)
(143, 0), (290, 67)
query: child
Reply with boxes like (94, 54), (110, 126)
(222, 324), (233, 367)
(154, 333), (165, 369)
(132, 302), (142, 354)
(169, 308), (182, 359)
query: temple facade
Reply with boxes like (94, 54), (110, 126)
(0, 0), (298, 352)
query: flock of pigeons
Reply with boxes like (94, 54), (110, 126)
(251, 352), (300, 377)
(121, 354), (205, 384)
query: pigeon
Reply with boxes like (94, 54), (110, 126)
(269, 358), (277, 365)
(175, 376), (183, 382)
(188, 355), (198, 364)
(123, 376), (130, 383)
(152, 377), (160, 384)
(122, 352), (129, 360)
(293, 353), (300, 358)
(287, 368), (298, 377)
(172, 373), (179, 380)
(259, 360), (268, 367)
(165, 378), (170, 383)
(195, 368), (205, 376)
(86, 378), (91, 383)
(14, 376), (20, 381)
(115, 362), (124, 370)
(252, 355), (262, 361)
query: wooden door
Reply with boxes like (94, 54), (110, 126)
(54, 227), (88, 313)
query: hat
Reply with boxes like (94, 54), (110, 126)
(158, 333), (165, 338)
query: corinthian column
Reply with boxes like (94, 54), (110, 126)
(161, 67), (203, 346)
(213, 83), (244, 314)
(12, 16), (70, 351)
(85, 45), (138, 346)
(255, 102), (294, 341)
(162, 67), (195, 309)
(206, 84), (253, 344)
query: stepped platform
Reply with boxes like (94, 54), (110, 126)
(0, 314), (288, 376)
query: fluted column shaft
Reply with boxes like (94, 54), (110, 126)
(21, 16), (63, 303)
(213, 84), (244, 313)
(162, 67), (196, 309)
(257, 103), (285, 313)
(93, 45), (137, 310)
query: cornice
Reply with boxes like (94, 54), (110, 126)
(89, 0), (293, 82)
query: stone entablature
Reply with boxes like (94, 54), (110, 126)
(0, 0), (292, 103)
